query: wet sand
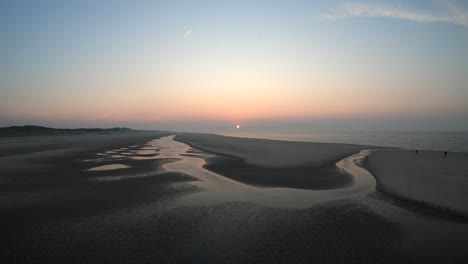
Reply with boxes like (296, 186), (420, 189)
(1, 134), (468, 263)
(175, 133), (381, 189)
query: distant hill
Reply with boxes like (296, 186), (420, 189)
(0, 125), (135, 137)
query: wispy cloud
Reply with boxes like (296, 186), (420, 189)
(322, 0), (468, 28)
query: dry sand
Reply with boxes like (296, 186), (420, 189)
(366, 149), (468, 216)
(176, 133), (379, 167)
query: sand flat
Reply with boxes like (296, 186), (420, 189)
(366, 149), (468, 216)
(176, 133), (379, 167)
(2, 133), (468, 263)
(175, 133), (382, 189)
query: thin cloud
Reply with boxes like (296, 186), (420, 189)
(322, 1), (468, 28)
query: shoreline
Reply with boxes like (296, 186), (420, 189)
(221, 131), (468, 153)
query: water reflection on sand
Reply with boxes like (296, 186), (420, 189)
(84, 135), (376, 208)
(87, 164), (131, 171)
(157, 136), (376, 208)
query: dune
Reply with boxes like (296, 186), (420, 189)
(366, 149), (468, 216)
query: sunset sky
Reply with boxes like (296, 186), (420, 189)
(1, 0), (467, 131)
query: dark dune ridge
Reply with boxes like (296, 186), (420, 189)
(0, 125), (143, 137)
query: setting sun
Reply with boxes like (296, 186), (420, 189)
(236, 125), (240, 129)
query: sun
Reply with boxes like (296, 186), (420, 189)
(236, 125), (240, 129)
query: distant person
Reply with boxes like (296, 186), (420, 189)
(444, 151), (447, 159)
(415, 150), (418, 155)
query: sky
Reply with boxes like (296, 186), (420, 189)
(1, 0), (467, 132)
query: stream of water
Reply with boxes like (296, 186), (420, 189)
(148, 136), (377, 208)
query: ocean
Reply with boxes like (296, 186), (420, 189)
(222, 131), (468, 153)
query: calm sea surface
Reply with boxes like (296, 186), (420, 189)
(222, 131), (468, 153)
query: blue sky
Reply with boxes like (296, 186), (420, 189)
(1, 0), (467, 131)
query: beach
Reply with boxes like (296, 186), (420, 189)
(4, 0), (466, 262)
(1, 133), (468, 263)
(366, 149), (468, 216)
(175, 133), (381, 189)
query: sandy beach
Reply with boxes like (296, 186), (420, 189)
(175, 133), (381, 189)
(366, 149), (468, 216)
(1, 133), (468, 263)
(175, 133), (379, 167)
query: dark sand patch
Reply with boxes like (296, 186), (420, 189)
(203, 154), (353, 189)
(180, 153), (204, 158)
(0, 132), (170, 189)
(1, 198), (408, 264)
(0, 133), (204, 263)
(186, 149), (205, 154)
